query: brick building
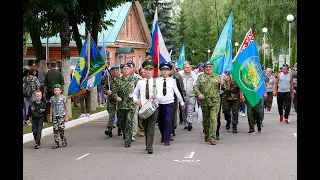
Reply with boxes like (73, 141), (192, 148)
(24, 1), (151, 70)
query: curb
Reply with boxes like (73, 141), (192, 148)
(23, 110), (109, 144)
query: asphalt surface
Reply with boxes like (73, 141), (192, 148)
(23, 97), (297, 180)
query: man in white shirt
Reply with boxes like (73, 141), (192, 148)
(181, 63), (197, 131)
(178, 61), (196, 77)
(79, 76), (95, 118)
(133, 60), (160, 154)
(157, 62), (185, 146)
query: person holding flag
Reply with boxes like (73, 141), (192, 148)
(104, 66), (121, 137)
(232, 28), (267, 134)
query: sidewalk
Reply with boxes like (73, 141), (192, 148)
(23, 110), (109, 143)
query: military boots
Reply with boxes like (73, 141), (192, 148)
(232, 124), (237, 133)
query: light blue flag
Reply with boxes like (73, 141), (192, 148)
(210, 12), (232, 74)
(101, 33), (106, 57)
(223, 39), (233, 72)
(177, 44), (185, 69)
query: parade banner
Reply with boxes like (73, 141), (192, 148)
(210, 12), (232, 74)
(68, 33), (106, 98)
(232, 28), (266, 107)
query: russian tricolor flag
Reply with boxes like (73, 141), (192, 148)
(151, 7), (171, 77)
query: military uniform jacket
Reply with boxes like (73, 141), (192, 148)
(173, 71), (186, 97)
(104, 75), (118, 105)
(111, 76), (139, 110)
(221, 75), (240, 100)
(193, 73), (221, 106)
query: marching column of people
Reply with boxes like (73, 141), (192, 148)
(24, 58), (296, 152)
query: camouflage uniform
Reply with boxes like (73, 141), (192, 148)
(245, 99), (262, 133)
(103, 75), (118, 137)
(49, 95), (68, 148)
(194, 73), (221, 142)
(111, 76), (139, 146)
(221, 75), (241, 133)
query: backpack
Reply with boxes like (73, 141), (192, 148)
(23, 77), (34, 98)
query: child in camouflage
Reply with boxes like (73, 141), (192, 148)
(49, 84), (69, 149)
(26, 90), (48, 149)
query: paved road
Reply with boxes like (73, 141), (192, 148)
(23, 97), (297, 180)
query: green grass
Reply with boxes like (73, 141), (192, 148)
(23, 105), (106, 134)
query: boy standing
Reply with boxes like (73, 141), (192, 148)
(26, 90), (48, 149)
(49, 84), (69, 149)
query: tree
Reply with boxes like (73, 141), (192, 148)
(143, 0), (176, 57)
(23, 33), (29, 56)
(23, 0), (46, 60)
(258, 48), (263, 64)
(290, 38), (297, 66)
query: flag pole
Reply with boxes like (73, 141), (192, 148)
(157, 44), (160, 77)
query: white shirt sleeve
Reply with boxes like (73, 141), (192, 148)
(132, 81), (140, 102)
(87, 76), (95, 89)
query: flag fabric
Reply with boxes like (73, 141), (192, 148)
(101, 33), (107, 58)
(210, 12), (232, 74)
(151, 7), (171, 77)
(223, 39), (233, 72)
(177, 44), (185, 69)
(95, 33), (107, 86)
(68, 33), (107, 98)
(231, 28), (266, 107)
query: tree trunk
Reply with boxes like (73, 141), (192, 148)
(92, 13), (101, 44)
(60, 17), (72, 119)
(68, 13), (82, 54)
(84, 14), (98, 111)
(87, 13), (102, 111)
(29, 26), (45, 60)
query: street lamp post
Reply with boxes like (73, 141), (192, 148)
(234, 42), (239, 54)
(262, 27), (268, 66)
(192, 50), (195, 56)
(287, 14), (294, 65)
(207, 49), (211, 61)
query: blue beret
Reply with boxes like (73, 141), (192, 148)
(203, 61), (213, 67)
(110, 66), (119, 71)
(53, 84), (62, 89)
(50, 61), (56, 64)
(159, 62), (172, 70)
(123, 64), (131, 68)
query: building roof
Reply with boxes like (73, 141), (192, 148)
(27, 2), (135, 46)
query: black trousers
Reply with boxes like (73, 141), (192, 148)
(277, 92), (292, 119)
(32, 118), (44, 145)
(216, 94), (223, 137)
(222, 99), (240, 125)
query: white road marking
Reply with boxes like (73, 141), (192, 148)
(76, 153), (90, 160)
(174, 160), (200, 163)
(184, 151), (195, 158)
(293, 133), (297, 137)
